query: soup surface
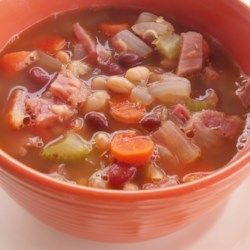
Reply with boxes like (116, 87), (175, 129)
(0, 7), (249, 190)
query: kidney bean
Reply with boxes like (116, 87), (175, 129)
(100, 62), (124, 75)
(28, 67), (50, 85)
(85, 112), (108, 131)
(118, 53), (141, 68)
(108, 162), (137, 188)
(140, 114), (161, 131)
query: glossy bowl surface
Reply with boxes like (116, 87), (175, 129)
(0, 0), (250, 242)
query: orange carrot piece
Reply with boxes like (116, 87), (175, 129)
(111, 131), (154, 164)
(99, 23), (129, 36)
(0, 51), (38, 73)
(37, 35), (66, 54)
(109, 96), (146, 124)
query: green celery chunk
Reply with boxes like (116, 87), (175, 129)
(41, 133), (92, 162)
(154, 34), (181, 60)
(185, 90), (219, 112)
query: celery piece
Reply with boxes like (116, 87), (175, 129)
(154, 34), (181, 60)
(41, 133), (92, 162)
(185, 89), (218, 111)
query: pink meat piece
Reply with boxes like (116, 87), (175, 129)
(177, 32), (203, 76)
(236, 77), (250, 109)
(5, 89), (28, 129)
(203, 66), (220, 81)
(25, 97), (76, 127)
(187, 110), (243, 140)
(49, 70), (90, 107)
(73, 22), (97, 64)
(171, 104), (190, 122)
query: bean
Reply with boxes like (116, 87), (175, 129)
(106, 76), (134, 94)
(28, 67), (50, 85)
(91, 76), (107, 90)
(94, 132), (111, 152)
(108, 162), (137, 188)
(55, 51), (71, 64)
(118, 53), (141, 68)
(125, 66), (150, 84)
(84, 90), (110, 112)
(100, 62), (124, 75)
(123, 182), (139, 191)
(140, 113), (161, 131)
(85, 112), (109, 131)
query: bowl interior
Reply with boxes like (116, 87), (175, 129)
(0, 0), (249, 197)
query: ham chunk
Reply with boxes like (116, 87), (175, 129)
(49, 70), (90, 107)
(5, 89), (28, 129)
(73, 22), (97, 64)
(177, 32), (203, 76)
(186, 110), (243, 141)
(171, 104), (190, 123)
(25, 98), (76, 127)
(185, 110), (243, 158)
(236, 77), (250, 109)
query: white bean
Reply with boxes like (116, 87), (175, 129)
(55, 51), (71, 64)
(84, 90), (110, 112)
(91, 76), (107, 90)
(94, 132), (110, 152)
(125, 66), (150, 84)
(123, 182), (139, 191)
(106, 76), (134, 94)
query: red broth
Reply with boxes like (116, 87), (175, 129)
(0, 7), (249, 190)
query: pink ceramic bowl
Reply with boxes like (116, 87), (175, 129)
(0, 0), (250, 243)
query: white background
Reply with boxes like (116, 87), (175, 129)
(1, 176), (250, 250)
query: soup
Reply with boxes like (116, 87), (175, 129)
(0, 7), (249, 190)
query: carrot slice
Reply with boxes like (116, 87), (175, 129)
(99, 23), (129, 36)
(111, 131), (154, 164)
(37, 35), (66, 54)
(0, 51), (38, 73)
(109, 96), (146, 124)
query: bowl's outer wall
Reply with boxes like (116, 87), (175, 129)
(0, 0), (250, 242)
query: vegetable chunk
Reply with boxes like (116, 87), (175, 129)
(153, 121), (201, 165)
(109, 96), (146, 124)
(41, 133), (92, 162)
(111, 131), (154, 164)
(5, 89), (28, 129)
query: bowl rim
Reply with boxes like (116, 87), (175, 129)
(0, 0), (250, 201)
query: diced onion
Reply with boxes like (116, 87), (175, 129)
(153, 121), (201, 165)
(149, 75), (191, 104)
(131, 86), (154, 105)
(113, 30), (153, 58)
(132, 22), (174, 37)
(136, 12), (159, 23)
